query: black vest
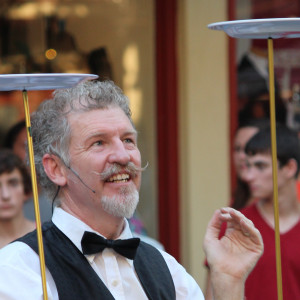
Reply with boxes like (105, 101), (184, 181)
(18, 222), (175, 300)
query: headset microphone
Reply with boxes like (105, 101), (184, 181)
(53, 153), (96, 193)
(66, 165), (96, 194)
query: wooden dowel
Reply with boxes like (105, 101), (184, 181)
(267, 38), (283, 300)
(22, 90), (48, 300)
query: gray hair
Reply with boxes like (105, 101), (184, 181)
(31, 80), (132, 197)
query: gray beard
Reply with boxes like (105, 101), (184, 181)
(101, 186), (139, 218)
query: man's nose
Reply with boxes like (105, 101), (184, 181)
(238, 148), (246, 158)
(240, 163), (252, 181)
(0, 185), (11, 200)
(108, 140), (131, 165)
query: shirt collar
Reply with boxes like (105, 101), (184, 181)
(52, 207), (135, 266)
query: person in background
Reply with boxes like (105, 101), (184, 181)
(0, 149), (35, 248)
(206, 124), (300, 300)
(204, 119), (269, 299)
(3, 120), (27, 162)
(241, 124), (300, 299)
(232, 119), (269, 210)
(4, 120), (53, 223)
(0, 80), (263, 299)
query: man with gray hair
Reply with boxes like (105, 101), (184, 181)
(0, 80), (263, 299)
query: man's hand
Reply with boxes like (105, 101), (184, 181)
(203, 207), (263, 300)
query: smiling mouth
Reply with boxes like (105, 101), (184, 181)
(106, 173), (130, 183)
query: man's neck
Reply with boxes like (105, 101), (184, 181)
(90, 214), (125, 239)
(60, 202), (125, 239)
(257, 183), (300, 233)
(0, 214), (35, 248)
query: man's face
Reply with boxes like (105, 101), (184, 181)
(233, 127), (259, 178)
(243, 153), (287, 200)
(0, 169), (26, 220)
(12, 128), (27, 162)
(64, 106), (142, 219)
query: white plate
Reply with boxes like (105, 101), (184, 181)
(207, 18), (300, 39)
(0, 73), (98, 91)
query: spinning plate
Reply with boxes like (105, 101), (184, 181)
(0, 73), (98, 91)
(207, 18), (300, 39)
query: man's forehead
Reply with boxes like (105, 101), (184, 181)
(68, 107), (137, 136)
(0, 169), (22, 179)
(69, 107), (131, 122)
(247, 153), (272, 163)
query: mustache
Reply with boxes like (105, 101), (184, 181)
(93, 162), (148, 180)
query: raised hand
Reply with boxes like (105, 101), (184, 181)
(204, 207), (263, 300)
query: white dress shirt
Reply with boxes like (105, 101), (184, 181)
(0, 207), (203, 299)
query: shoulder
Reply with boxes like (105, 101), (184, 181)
(0, 241), (57, 299)
(0, 242), (41, 295)
(0, 241), (40, 270)
(157, 249), (204, 299)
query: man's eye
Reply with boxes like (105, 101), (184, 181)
(9, 179), (21, 187)
(234, 146), (243, 153)
(256, 163), (267, 170)
(124, 138), (134, 144)
(93, 141), (103, 146)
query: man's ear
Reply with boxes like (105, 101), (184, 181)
(42, 154), (67, 187)
(283, 158), (298, 179)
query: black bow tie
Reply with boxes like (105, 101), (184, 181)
(81, 231), (140, 260)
